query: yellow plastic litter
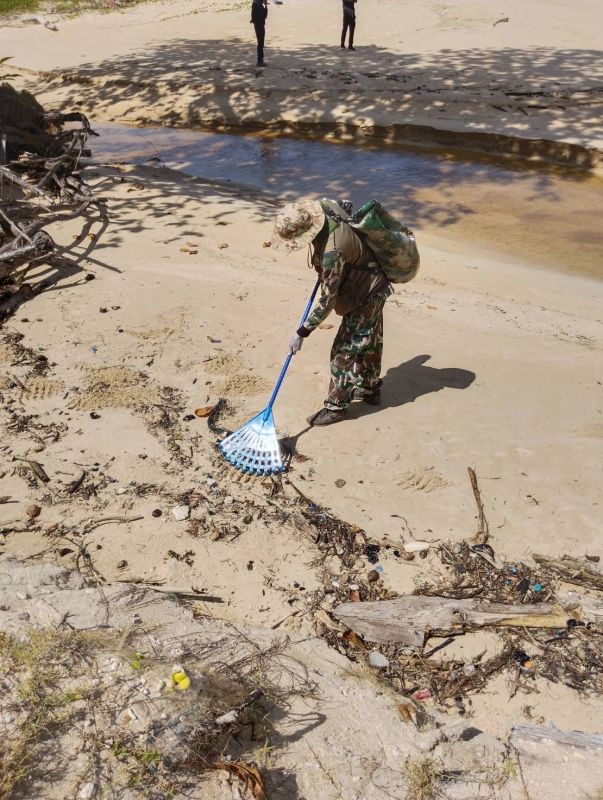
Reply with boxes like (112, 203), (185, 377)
(130, 652), (145, 671)
(172, 669), (191, 691)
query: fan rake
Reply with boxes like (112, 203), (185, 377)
(219, 280), (320, 476)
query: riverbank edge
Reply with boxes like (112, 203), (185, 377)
(15, 65), (603, 172)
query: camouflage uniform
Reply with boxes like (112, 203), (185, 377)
(324, 293), (387, 410)
(298, 217), (392, 411)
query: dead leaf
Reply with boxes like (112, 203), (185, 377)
(262, 241), (272, 248)
(195, 405), (214, 418)
(343, 629), (367, 651)
(427, 305), (437, 311)
(319, 323), (334, 330)
(127, 182), (145, 192)
(179, 246), (189, 253)
(213, 761), (268, 799)
(206, 336), (221, 344)
(397, 701), (417, 725)
(335, 478), (346, 488)
(218, 243), (229, 249)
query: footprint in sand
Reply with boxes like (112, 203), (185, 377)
(20, 376), (65, 401)
(398, 465), (450, 493)
(68, 365), (161, 410)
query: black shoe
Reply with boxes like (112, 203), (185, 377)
(307, 408), (347, 427)
(348, 46), (356, 51)
(354, 388), (381, 406)
(256, 61), (266, 67)
(340, 43), (345, 49)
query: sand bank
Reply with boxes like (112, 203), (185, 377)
(2, 0), (603, 164)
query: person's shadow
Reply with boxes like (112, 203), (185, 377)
(347, 354), (475, 419)
(281, 354), (475, 454)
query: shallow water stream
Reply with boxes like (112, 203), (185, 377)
(92, 124), (603, 279)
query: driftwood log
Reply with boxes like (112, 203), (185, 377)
(510, 725), (603, 799)
(533, 553), (603, 592)
(511, 725), (603, 751)
(333, 595), (568, 646)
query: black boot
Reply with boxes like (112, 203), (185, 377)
(354, 388), (381, 406)
(307, 408), (347, 427)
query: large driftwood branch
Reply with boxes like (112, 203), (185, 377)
(333, 595), (568, 646)
(533, 553), (603, 592)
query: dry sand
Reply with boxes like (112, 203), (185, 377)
(0, 158), (602, 797)
(1, 1), (603, 796)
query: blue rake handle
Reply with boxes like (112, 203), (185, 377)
(264, 279), (320, 418)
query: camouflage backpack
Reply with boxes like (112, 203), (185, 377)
(349, 200), (420, 284)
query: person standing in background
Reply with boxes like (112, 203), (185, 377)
(251, 0), (268, 67)
(341, 0), (357, 51)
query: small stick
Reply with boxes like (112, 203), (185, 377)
(82, 515), (144, 534)
(468, 466), (489, 544)
(65, 469), (86, 494)
(10, 374), (27, 390)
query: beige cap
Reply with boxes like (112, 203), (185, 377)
(272, 199), (325, 251)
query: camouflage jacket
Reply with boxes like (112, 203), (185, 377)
(299, 219), (391, 335)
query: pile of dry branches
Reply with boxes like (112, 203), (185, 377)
(0, 86), (103, 319)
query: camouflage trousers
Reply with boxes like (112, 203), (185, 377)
(324, 293), (387, 411)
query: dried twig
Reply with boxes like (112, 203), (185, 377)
(468, 466), (489, 544)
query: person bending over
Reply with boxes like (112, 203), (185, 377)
(272, 198), (392, 426)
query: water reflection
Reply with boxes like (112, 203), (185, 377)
(91, 124), (603, 278)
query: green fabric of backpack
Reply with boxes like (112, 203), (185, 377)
(350, 200), (420, 284)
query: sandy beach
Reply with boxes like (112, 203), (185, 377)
(2, 0), (603, 163)
(1, 1), (603, 798)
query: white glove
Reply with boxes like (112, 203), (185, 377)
(288, 333), (303, 355)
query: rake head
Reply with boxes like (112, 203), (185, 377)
(219, 407), (285, 476)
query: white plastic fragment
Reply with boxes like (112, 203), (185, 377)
(368, 651), (390, 670)
(404, 541), (431, 553)
(216, 709), (239, 725)
(172, 505), (190, 521)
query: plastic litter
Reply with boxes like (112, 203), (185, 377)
(368, 651), (389, 669)
(172, 668), (191, 691)
(404, 541), (431, 553)
(172, 505), (190, 521)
